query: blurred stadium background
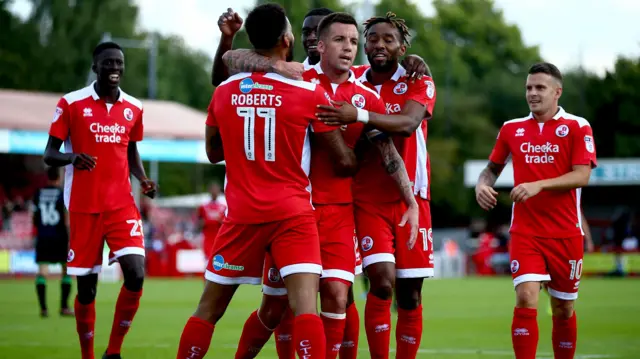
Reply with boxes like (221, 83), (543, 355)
(1, 0), (639, 358)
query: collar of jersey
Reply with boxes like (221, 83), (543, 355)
(303, 57), (312, 71)
(89, 80), (124, 102)
(312, 62), (356, 83)
(357, 64), (406, 84)
(526, 106), (566, 121)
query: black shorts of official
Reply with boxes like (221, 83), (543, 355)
(35, 236), (69, 264)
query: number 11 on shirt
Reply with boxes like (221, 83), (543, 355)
(237, 107), (276, 162)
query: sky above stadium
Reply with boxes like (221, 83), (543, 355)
(9, 0), (640, 75)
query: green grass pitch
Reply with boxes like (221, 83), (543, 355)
(0, 277), (638, 358)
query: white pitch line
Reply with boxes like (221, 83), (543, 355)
(0, 341), (615, 358)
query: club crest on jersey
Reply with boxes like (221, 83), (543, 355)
(351, 94), (366, 109)
(123, 108), (134, 121)
(425, 80), (435, 99)
(268, 268), (281, 283)
(52, 107), (63, 123)
(67, 249), (75, 263)
(556, 124), (569, 137)
(361, 236), (374, 252)
(393, 82), (408, 95)
(510, 260), (519, 274)
(584, 135), (594, 153)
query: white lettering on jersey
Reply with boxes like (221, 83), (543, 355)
(231, 94), (283, 107)
(90, 123), (126, 143)
(385, 103), (402, 114)
(520, 141), (560, 164)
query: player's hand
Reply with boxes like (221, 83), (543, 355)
(400, 203), (419, 250)
(510, 182), (542, 203)
(475, 184), (498, 210)
(273, 60), (304, 80)
(316, 100), (358, 126)
(140, 178), (158, 199)
(71, 153), (96, 171)
(401, 55), (429, 82)
(218, 8), (243, 38)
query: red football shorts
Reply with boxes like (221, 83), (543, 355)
(355, 197), (434, 278)
(205, 213), (322, 286)
(261, 204), (357, 296)
(202, 232), (218, 261)
(67, 204), (145, 276)
(510, 233), (584, 300)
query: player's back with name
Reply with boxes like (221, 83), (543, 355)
(33, 186), (68, 239)
(208, 72), (333, 224)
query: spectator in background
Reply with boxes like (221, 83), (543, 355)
(196, 183), (226, 261)
(609, 206), (635, 276)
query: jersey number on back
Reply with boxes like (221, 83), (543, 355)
(237, 107), (276, 162)
(39, 202), (60, 226)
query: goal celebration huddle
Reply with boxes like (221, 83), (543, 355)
(43, 3), (596, 359)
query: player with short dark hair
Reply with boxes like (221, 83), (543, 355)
(43, 40), (157, 359)
(32, 166), (74, 318)
(475, 62), (597, 359)
(315, 12), (437, 358)
(174, 4), (353, 358)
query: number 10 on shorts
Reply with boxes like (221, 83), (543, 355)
(569, 259), (583, 280)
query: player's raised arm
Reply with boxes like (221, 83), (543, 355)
(211, 8), (243, 86)
(222, 49), (305, 80)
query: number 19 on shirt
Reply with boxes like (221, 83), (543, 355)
(237, 107), (276, 162)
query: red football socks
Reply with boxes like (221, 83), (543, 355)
(74, 297), (96, 359)
(552, 312), (577, 359)
(364, 293), (392, 359)
(234, 310), (274, 359)
(321, 312), (346, 359)
(293, 313), (326, 358)
(512, 307), (539, 359)
(176, 316), (214, 359)
(340, 303), (360, 359)
(275, 307), (295, 359)
(106, 287), (142, 355)
(396, 305), (423, 359)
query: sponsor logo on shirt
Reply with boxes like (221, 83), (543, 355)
(90, 123), (126, 143)
(83, 108), (93, 117)
(386, 103), (401, 114)
(520, 141), (559, 164)
(516, 128), (525, 137)
(239, 77), (274, 94)
(212, 254), (244, 271)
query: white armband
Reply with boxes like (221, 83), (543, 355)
(356, 108), (370, 124)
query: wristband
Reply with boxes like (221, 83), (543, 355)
(356, 108), (370, 124)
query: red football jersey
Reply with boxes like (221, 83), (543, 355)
(303, 64), (386, 204)
(206, 72), (334, 224)
(48, 82), (144, 213)
(352, 65), (437, 203)
(198, 200), (227, 238)
(489, 107), (597, 238)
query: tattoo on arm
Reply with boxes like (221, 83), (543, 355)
(223, 49), (275, 75)
(478, 161), (506, 187)
(374, 136), (416, 206)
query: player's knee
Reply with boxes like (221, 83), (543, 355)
(258, 296), (288, 330)
(369, 278), (394, 300)
(515, 283), (539, 308)
(551, 299), (575, 319)
(320, 281), (349, 313)
(396, 289), (421, 310)
(76, 276), (98, 304)
(121, 256), (145, 292)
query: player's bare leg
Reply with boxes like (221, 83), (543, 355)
(283, 272), (326, 358)
(60, 263), (74, 316)
(75, 273), (99, 359)
(235, 293), (289, 359)
(36, 264), (49, 317)
(176, 280), (239, 358)
(102, 254), (145, 358)
(512, 281), (541, 359)
(340, 286), (360, 359)
(549, 297), (578, 359)
(395, 278), (424, 359)
(320, 279), (349, 358)
(364, 262), (396, 359)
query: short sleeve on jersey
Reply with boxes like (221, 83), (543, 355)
(489, 127), (511, 164)
(571, 123), (597, 168)
(407, 77), (436, 117)
(310, 87), (336, 133)
(205, 94), (217, 127)
(49, 98), (70, 141)
(130, 108), (144, 142)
